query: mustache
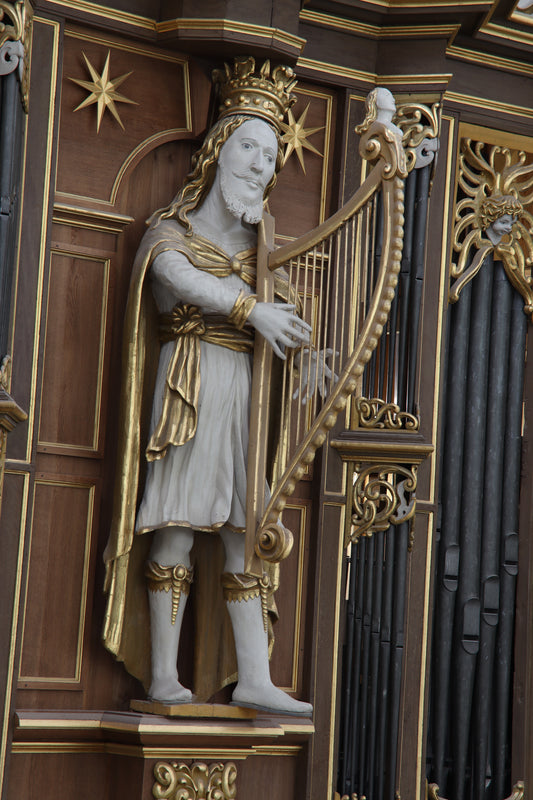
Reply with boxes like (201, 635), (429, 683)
(232, 170), (267, 188)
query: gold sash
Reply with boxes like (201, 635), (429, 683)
(147, 303), (253, 461)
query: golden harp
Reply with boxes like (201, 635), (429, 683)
(245, 112), (408, 576)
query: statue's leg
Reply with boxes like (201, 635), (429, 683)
(146, 525), (194, 704)
(220, 528), (312, 717)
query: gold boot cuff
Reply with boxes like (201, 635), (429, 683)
(221, 572), (270, 633)
(145, 562), (193, 625)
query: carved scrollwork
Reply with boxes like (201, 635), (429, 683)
(450, 139), (533, 315)
(350, 463), (417, 544)
(504, 782), (525, 800)
(355, 397), (419, 430)
(0, 0), (31, 110)
(394, 101), (441, 172)
(152, 761), (237, 800)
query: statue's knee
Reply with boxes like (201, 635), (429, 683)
(220, 528), (246, 574)
(149, 526), (194, 566)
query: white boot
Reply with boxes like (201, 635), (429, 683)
(224, 579), (312, 717)
(146, 562), (193, 704)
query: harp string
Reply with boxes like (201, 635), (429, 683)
(273, 195), (376, 489)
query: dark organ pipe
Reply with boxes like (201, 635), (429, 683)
(432, 279), (473, 786)
(493, 289), (527, 800)
(473, 262), (512, 800)
(397, 170), (417, 409)
(406, 164), (430, 414)
(452, 254), (494, 800)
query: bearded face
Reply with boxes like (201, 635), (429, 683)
(215, 118), (278, 224)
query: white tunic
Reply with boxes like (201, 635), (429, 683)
(135, 251), (252, 534)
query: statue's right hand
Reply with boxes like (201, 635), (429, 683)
(248, 302), (311, 360)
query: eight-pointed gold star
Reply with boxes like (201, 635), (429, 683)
(280, 103), (324, 174)
(69, 51), (137, 133)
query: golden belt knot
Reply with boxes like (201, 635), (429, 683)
(159, 303), (206, 342)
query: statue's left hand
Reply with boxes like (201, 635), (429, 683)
(248, 302), (311, 360)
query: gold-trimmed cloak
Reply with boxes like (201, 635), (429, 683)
(102, 216), (291, 700)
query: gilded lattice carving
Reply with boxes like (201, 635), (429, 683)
(349, 463), (417, 544)
(152, 761), (237, 800)
(354, 397), (419, 430)
(450, 138), (533, 314)
(0, 0), (31, 110)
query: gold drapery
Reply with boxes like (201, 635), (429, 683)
(102, 218), (288, 699)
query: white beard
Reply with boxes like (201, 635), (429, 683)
(220, 167), (264, 225)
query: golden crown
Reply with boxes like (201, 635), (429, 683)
(212, 57), (297, 130)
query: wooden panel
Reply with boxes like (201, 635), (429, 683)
(57, 30), (191, 201)
(269, 83), (336, 239)
(270, 502), (310, 693)
(19, 480), (95, 684)
(38, 253), (109, 454)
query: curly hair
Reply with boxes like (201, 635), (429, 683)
(150, 114), (283, 235)
(479, 194), (522, 230)
(355, 88), (379, 136)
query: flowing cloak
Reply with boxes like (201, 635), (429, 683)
(102, 216), (293, 700)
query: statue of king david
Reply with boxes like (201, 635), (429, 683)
(102, 57), (313, 716)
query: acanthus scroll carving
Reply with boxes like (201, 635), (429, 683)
(0, 0), (31, 110)
(394, 100), (441, 172)
(350, 463), (418, 546)
(354, 397), (419, 431)
(152, 761), (237, 800)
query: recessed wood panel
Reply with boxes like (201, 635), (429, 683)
(269, 84), (336, 239)
(38, 252), (108, 453)
(270, 501), (310, 692)
(19, 480), (94, 682)
(57, 31), (191, 201)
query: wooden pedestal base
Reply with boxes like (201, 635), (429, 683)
(130, 699), (257, 719)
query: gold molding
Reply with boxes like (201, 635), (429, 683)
(52, 202), (134, 233)
(300, 9), (458, 40)
(156, 18), (306, 54)
(152, 761), (237, 800)
(18, 16), (59, 464)
(41, 0), (153, 29)
(446, 43), (533, 78)
(479, 19), (533, 48)
(297, 56), (452, 89)
(331, 438), (434, 462)
(445, 90), (533, 122)
(0, 469), (29, 798)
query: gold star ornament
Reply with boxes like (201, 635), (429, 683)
(280, 103), (325, 174)
(69, 51), (137, 133)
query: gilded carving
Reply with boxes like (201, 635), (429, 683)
(0, 0), (31, 111)
(350, 463), (417, 544)
(152, 761), (237, 800)
(450, 139), (533, 314)
(0, 356), (28, 512)
(280, 102), (324, 174)
(69, 50), (137, 132)
(394, 100), (441, 172)
(354, 397), (419, 430)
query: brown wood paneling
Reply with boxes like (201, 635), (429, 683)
(57, 30), (191, 201)
(269, 83), (337, 239)
(19, 480), (95, 683)
(38, 254), (108, 453)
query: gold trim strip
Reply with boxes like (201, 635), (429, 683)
(65, 27), (186, 61)
(300, 9), (458, 39)
(0, 472), (30, 796)
(458, 121), (533, 152)
(155, 18), (306, 51)
(52, 203), (134, 234)
(11, 742), (304, 757)
(445, 90), (533, 121)
(45, 0), (153, 29)
(417, 512), (434, 790)
(21, 17), (59, 464)
(447, 43), (533, 78)
(296, 57), (452, 88)
(480, 19), (533, 47)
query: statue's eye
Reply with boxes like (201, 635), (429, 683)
(242, 142), (252, 150)
(265, 154), (274, 164)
